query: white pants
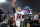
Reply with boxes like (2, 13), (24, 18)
(16, 21), (21, 27)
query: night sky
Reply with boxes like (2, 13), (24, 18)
(0, 0), (40, 13)
(16, 0), (40, 12)
(19, 0), (40, 9)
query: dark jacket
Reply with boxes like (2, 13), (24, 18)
(1, 23), (8, 27)
(0, 9), (3, 14)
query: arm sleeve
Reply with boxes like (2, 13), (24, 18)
(12, 7), (16, 13)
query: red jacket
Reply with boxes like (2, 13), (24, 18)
(13, 18), (16, 23)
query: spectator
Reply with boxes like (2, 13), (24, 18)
(8, 16), (14, 27)
(0, 14), (3, 23)
(33, 14), (39, 24)
(0, 9), (3, 14)
(1, 22), (8, 27)
(1, 23), (8, 27)
(34, 19), (40, 27)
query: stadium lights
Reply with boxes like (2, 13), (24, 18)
(0, 0), (6, 2)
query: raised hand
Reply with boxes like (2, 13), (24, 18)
(13, 0), (16, 2)
(12, 0), (16, 7)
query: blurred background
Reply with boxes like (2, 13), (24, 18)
(0, 0), (40, 13)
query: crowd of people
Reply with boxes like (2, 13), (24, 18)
(0, 6), (40, 27)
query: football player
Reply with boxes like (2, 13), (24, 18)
(15, 7), (25, 27)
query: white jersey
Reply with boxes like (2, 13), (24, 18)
(15, 11), (24, 21)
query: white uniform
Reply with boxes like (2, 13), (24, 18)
(15, 11), (24, 27)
